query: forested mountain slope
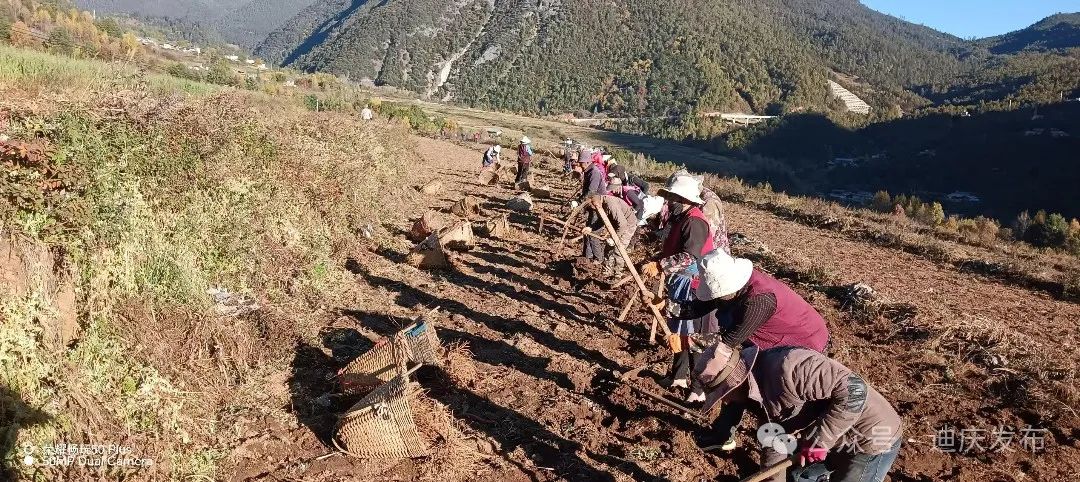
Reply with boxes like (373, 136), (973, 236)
(75, 0), (317, 47)
(979, 12), (1080, 54)
(255, 0), (971, 116)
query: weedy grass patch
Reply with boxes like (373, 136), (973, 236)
(1, 50), (412, 479)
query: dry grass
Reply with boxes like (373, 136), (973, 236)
(930, 314), (1078, 421)
(412, 394), (487, 482)
(443, 341), (480, 388)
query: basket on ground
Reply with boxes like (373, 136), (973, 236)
(338, 314), (444, 395)
(334, 371), (429, 458)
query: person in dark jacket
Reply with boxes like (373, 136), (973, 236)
(576, 151), (608, 203)
(694, 343), (903, 482)
(562, 139), (575, 173)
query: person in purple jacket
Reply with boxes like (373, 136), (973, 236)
(663, 250), (831, 450)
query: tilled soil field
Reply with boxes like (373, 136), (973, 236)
(225, 136), (1079, 482)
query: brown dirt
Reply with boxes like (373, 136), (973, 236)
(221, 136), (1080, 481)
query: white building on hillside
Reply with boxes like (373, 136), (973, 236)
(828, 80), (871, 114)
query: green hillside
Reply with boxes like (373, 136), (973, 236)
(256, 0), (971, 117)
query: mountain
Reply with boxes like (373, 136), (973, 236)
(979, 12), (1080, 54)
(77, 0), (1080, 118)
(75, 0), (246, 24)
(255, 0), (972, 116)
(74, 0), (317, 48)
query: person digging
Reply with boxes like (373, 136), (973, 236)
(515, 136), (533, 188)
(607, 159), (650, 194)
(657, 250), (831, 451)
(693, 342), (903, 482)
(607, 176), (646, 217)
(639, 175), (715, 403)
(482, 144), (501, 171)
(571, 148), (608, 209)
(581, 194), (639, 277)
(562, 138), (576, 174)
(667, 168), (731, 255)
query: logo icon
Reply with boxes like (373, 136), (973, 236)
(20, 443), (35, 466)
(756, 423), (798, 455)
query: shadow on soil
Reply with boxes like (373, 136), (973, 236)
(0, 386), (49, 478)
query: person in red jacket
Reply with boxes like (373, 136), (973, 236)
(515, 136), (533, 188)
(640, 175), (715, 402)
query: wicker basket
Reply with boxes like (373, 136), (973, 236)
(338, 315), (444, 395)
(333, 372), (429, 458)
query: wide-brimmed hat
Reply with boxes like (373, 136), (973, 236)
(608, 176), (623, 188)
(695, 343), (759, 414)
(695, 251), (753, 301)
(657, 176), (704, 205)
(492, 145), (501, 153)
(601, 154), (612, 163)
(521, 136), (532, 144)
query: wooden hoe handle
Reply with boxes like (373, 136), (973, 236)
(740, 456), (797, 482)
(590, 197), (672, 339)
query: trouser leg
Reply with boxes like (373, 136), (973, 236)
(827, 439), (902, 482)
(669, 348), (690, 381)
(583, 235), (605, 261)
(711, 400), (746, 444)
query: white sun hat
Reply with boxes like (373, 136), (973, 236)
(695, 250), (754, 301)
(521, 136), (532, 144)
(638, 195), (665, 225)
(657, 175), (704, 205)
(493, 145), (501, 153)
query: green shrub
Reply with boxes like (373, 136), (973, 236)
(927, 202), (945, 226)
(94, 17), (122, 38)
(0, 13), (12, 42)
(871, 190), (891, 212)
(44, 26), (74, 56)
(166, 62), (195, 80)
(205, 60), (238, 87)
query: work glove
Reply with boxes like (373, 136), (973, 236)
(581, 227), (593, 235)
(570, 200), (579, 209)
(798, 442), (828, 466)
(639, 261), (661, 278)
(667, 334), (682, 352)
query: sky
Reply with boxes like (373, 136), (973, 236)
(861, 0), (1079, 39)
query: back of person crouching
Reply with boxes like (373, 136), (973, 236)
(695, 343), (903, 482)
(661, 250), (831, 451)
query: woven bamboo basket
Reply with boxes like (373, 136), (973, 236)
(399, 318), (444, 367)
(338, 314), (444, 394)
(333, 371), (429, 459)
